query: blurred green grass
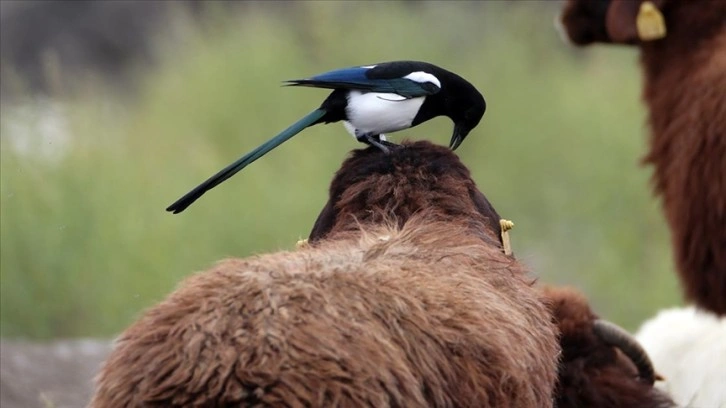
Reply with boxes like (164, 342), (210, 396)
(0, 1), (679, 339)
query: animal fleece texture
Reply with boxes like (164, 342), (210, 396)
(90, 141), (559, 407)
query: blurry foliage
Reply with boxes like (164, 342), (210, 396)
(0, 1), (679, 339)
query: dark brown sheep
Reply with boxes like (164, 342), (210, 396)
(309, 142), (675, 407)
(558, 0), (726, 315)
(544, 286), (675, 408)
(90, 141), (559, 407)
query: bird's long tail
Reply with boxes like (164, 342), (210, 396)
(166, 109), (327, 214)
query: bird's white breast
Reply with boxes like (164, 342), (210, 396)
(344, 91), (425, 136)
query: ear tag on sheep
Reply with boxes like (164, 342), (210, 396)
(500, 219), (515, 256)
(636, 1), (667, 41)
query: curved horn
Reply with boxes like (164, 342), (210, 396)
(592, 319), (656, 385)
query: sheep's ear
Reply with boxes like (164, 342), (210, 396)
(559, 0), (614, 45)
(470, 189), (503, 245)
(606, 0), (667, 43)
(308, 199), (338, 243)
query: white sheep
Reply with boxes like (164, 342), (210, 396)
(636, 306), (726, 407)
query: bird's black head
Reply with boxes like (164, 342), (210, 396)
(366, 60), (486, 151)
(445, 79), (486, 151)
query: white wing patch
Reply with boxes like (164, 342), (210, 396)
(361, 65), (377, 69)
(404, 71), (441, 88)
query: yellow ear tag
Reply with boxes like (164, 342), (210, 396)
(500, 219), (515, 256)
(636, 1), (667, 41)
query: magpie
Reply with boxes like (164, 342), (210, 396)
(166, 60), (485, 214)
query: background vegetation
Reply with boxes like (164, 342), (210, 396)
(0, 1), (680, 339)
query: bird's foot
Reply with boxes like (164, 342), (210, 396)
(357, 133), (399, 154)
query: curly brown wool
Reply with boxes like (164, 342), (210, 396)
(89, 141), (559, 407)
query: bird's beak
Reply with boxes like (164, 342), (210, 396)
(449, 124), (469, 151)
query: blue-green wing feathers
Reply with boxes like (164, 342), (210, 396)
(285, 66), (440, 98)
(166, 109), (327, 214)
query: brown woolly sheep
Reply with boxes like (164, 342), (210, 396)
(558, 0), (726, 315)
(90, 141), (560, 407)
(544, 286), (675, 408)
(307, 142), (675, 407)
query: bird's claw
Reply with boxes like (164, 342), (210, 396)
(361, 134), (399, 154)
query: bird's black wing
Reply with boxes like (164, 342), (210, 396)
(285, 65), (440, 99)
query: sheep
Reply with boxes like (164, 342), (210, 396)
(635, 306), (726, 407)
(558, 0), (726, 316)
(89, 140), (560, 407)
(255, 139), (673, 408)
(306, 143), (676, 407)
(544, 286), (675, 408)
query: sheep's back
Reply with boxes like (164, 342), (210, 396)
(90, 231), (558, 407)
